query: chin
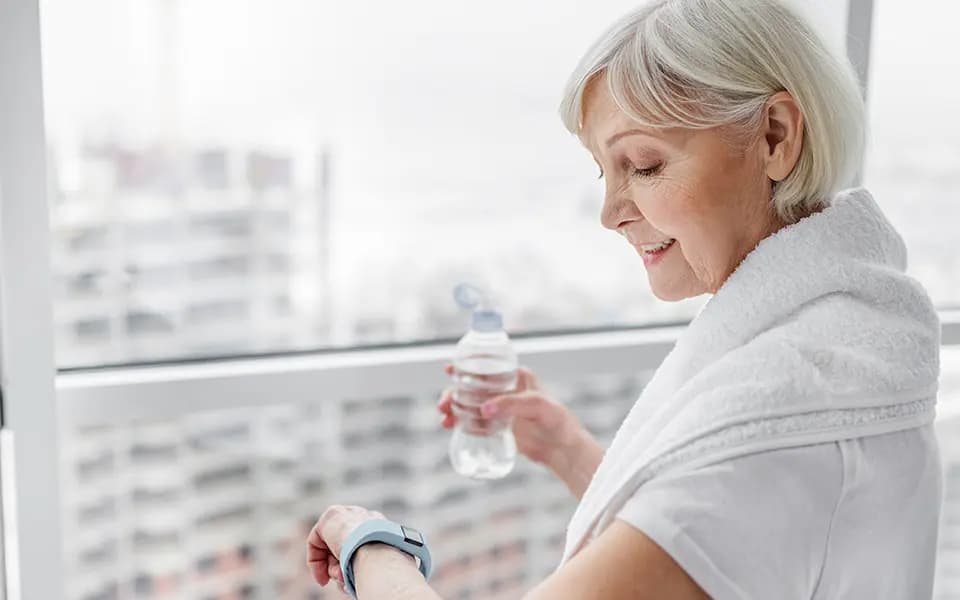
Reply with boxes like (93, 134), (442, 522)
(650, 280), (700, 302)
(651, 288), (687, 302)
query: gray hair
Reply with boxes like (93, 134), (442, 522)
(559, 0), (866, 224)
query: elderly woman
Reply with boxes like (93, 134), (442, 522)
(307, 0), (943, 598)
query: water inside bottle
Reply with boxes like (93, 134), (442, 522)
(449, 356), (518, 479)
(449, 428), (517, 479)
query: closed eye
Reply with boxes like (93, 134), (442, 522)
(632, 163), (663, 178)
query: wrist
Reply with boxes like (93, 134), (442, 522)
(354, 542), (418, 572)
(351, 541), (430, 600)
(546, 424), (603, 498)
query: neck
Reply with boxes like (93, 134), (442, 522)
(710, 206), (789, 294)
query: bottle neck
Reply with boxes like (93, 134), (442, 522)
(467, 328), (508, 339)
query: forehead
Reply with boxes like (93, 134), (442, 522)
(578, 74), (676, 154)
(579, 75), (665, 153)
(580, 76), (627, 141)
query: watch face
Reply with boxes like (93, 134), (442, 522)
(401, 525), (424, 546)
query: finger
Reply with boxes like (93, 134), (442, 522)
(328, 561), (341, 584)
(307, 551), (329, 585)
(436, 389), (453, 413)
(327, 555), (343, 583)
(441, 413), (455, 428)
(516, 366), (540, 390)
(306, 540), (328, 563)
(481, 391), (552, 420)
(330, 555), (347, 592)
(306, 526), (331, 585)
(444, 363), (454, 375)
(313, 506), (348, 558)
(439, 404), (454, 422)
(308, 554), (329, 586)
(307, 519), (331, 554)
(438, 401), (454, 420)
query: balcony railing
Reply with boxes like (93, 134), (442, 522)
(55, 318), (960, 600)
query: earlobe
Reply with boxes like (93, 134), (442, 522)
(762, 91), (804, 183)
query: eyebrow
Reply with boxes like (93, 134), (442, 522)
(605, 128), (663, 148)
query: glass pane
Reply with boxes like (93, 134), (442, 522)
(40, 0), (846, 368)
(55, 349), (960, 599)
(58, 370), (650, 599)
(862, 0), (960, 309)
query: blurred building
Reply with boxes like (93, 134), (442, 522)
(58, 364), (960, 600)
(59, 370), (648, 600)
(47, 140), (331, 366)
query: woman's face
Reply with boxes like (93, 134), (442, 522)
(579, 75), (789, 300)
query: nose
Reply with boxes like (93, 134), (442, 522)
(600, 188), (639, 232)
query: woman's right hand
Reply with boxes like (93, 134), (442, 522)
(436, 363), (603, 499)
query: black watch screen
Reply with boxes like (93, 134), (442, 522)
(401, 525), (424, 547)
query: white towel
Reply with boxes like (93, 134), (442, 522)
(558, 186), (941, 566)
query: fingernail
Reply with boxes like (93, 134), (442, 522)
(481, 402), (498, 416)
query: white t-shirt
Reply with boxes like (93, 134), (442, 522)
(614, 423), (943, 599)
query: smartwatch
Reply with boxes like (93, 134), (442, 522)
(339, 518), (433, 599)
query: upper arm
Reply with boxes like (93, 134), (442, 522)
(524, 441), (844, 600)
(522, 519), (710, 600)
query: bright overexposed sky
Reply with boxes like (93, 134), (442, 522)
(33, 0), (960, 350)
(37, 0), (854, 143)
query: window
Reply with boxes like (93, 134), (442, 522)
(0, 1), (948, 599)
(861, 0), (960, 309)
(41, 1), (848, 368)
(57, 370), (652, 600)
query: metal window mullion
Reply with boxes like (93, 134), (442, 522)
(0, 0), (65, 597)
(845, 0), (876, 186)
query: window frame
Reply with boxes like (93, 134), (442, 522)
(8, 2), (960, 599)
(0, 0), (63, 598)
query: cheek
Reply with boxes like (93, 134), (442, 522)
(662, 200), (719, 277)
(676, 231), (734, 294)
(644, 183), (704, 237)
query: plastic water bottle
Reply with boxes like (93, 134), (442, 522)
(448, 284), (518, 480)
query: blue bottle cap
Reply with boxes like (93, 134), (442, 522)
(471, 309), (503, 332)
(453, 283), (484, 311)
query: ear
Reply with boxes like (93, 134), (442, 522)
(760, 91), (804, 183)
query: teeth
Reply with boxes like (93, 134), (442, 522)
(640, 238), (675, 253)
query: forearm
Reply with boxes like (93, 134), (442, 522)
(353, 543), (444, 600)
(546, 425), (604, 501)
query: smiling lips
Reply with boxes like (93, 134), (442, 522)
(634, 238), (677, 266)
(618, 226), (678, 262)
(637, 238), (676, 253)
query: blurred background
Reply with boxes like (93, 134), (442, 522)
(1, 0), (956, 598)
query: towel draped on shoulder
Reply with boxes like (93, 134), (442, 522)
(558, 186), (941, 567)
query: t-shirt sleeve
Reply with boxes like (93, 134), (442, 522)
(614, 442), (843, 600)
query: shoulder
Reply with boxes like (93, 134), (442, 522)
(525, 443), (844, 600)
(614, 440), (843, 599)
(612, 425), (941, 600)
(526, 428), (940, 600)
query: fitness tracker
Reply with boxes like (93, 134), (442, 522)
(339, 518), (433, 599)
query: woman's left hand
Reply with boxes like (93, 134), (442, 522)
(306, 504), (387, 594)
